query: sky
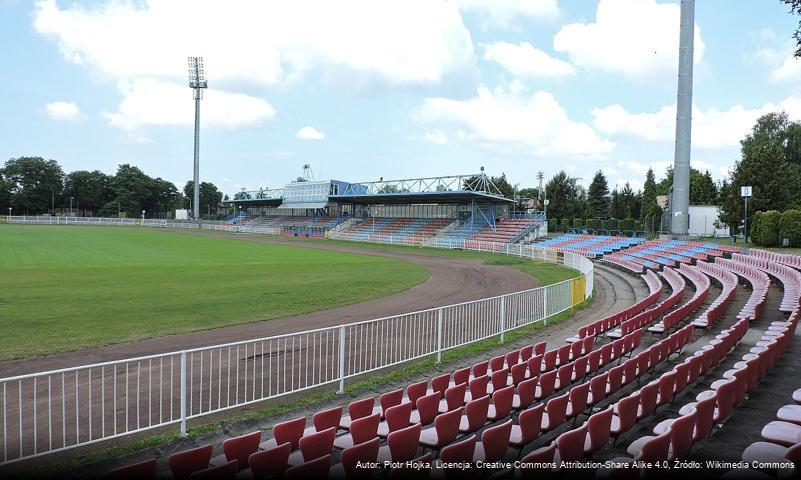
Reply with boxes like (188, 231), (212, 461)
(1, 0), (800, 197)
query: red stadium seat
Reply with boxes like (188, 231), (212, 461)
(513, 377), (537, 410)
(488, 385), (515, 421)
(334, 413), (380, 450)
(378, 402), (413, 437)
(284, 454), (331, 480)
(554, 424), (588, 463)
(260, 417), (305, 451)
(169, 444), (213, 480)
(474, 420), (512, 462)
(541, 392), (569, 432)
(211, 431), (261, 470)
(510, 403), (543, 449)
(410, 392), (439, 425)
(332, 437), (380, 479)
(248, 442), (290, 479)
(378, 423), (422, 463)
(340, 397), (375, 430)
(106, 458), (157, 480)
(420, 408), (462, 449)
(188, 460), (238, 480)
(288, 426), (336, 466)
(459, 395), (489, 434)
(438, 383), (467, 413)
(584, 406), (614, 455)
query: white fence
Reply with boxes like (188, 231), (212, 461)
(5, 216), (202, 229)
(0, 231), (592, 464)
(202, 223), (281, 235)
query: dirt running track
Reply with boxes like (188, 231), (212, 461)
(0, 232), (540, 377)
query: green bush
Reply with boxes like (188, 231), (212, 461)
(587, 218), (601, 230)
(779, 209), (801, 247)
(751, 210), (781, 247)
(606, 219), (619, 231)
(620, 218), (635, 231)
(572, 218), (583, 229)
(548, 218), (558, 232)
(560, 218), (571, 231)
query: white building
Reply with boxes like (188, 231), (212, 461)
(688, 205), (729, 237)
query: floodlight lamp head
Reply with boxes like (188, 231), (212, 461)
(187, 56), (208, 89)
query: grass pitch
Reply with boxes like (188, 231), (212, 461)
(0, 226), (429, 361)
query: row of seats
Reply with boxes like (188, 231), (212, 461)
(715, 257), (771, 321)
(732, 253), (801, 313)
(648, 264), (709, 334)
(335, 217), (455, 245)
(692, 260), (739, 329)
(567, 270), (663, 343)
(606, 267), (686, 340)
(536, 234), (646, 258)
(471, 219), (541, 244)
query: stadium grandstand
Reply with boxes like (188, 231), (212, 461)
(221, 171), (547, 245)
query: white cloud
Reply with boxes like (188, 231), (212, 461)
(770, 55), (801, 83)
(553, 0), (704, 80)
(414, 87), (614, 157)
(124, 132), (153, 144)
(591, 96), (801, 149)
(33, 0), (476, 89)
(45, 101), (84, 121)
(423, 129), (448, 145)
(296, 126), (325, 140)
(453, 0), (559, 27)
(483, 42), (574, 78)
(102, 79), (275, 131)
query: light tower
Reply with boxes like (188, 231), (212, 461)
(188, 56), (207, 220)
(670, 0), (695, 237)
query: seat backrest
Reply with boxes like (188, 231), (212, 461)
(491, 385), (515, 419)
(670, 411), (698, 460)
(516, 377), (537, 410)
(406, 381), (428, 407)
(639, 381), (659, 418)
(589, 372), (608, 403)
(489, 355), (505, 372)
(511, 362), (528, 385)
(544, 393), (569, 430)
(313, 407), (343, 433)
(555, 424), (588, 461)
(568, 382), (590, 415)
(522, 442), (555, 464)
(621, 359), (637, 385)
(585, 406), (613, 453)
(534, 341), (547, 356)
(469, 375), (490, 398)
(491, 368), (510, 391)
(380, 389), (405, 413)
(248, 443), (291, 479)
(657, 371), (677, 404)
(480, 420), (512, 462)
(384, 402), (413, 433)
(273, 417), (306, 450)
(350, 413), (380, 445)
(221, 431), (262, 469)
(528, 355), (542, 378)
(187, 460), (238, 480)
(588, 350), (602, 373)
(543, 350), (558, 370)
(538, 370), (557, 398)
(615, 392), (641, 435)
(607, 365), (624, 394)
(472, 361), (488, 378)
(341, 437), (380, 477)
(431, 374), (451, 397)
(284, 454), (330, 480)
(440, 434), (477, 463)
(169, 444), (214, 480)
(107, 458), (157, 480)
(557, 344), (571, 364)
(637, 430), (671, 462)
(693, 395), (717, 440)
(299, 426), (337, 461)
(444, 383), (468, 411)
(714, 380), (736, 421)
(348, 397), (376, 421)
(518, 403), (544, 445)
(463, 395), (490, 432)
(434, 408), (464, 445)
(452, 367), (470, 387)
(520, 345), (534, 362)
(387, 423), (422, 463)
(505, 350), (520, 367)
(673, 363), (691, 395)
(557, 363), (573, 387)
(415, 392), (440, 425)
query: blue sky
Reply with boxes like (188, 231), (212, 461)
(1, 0), (799, 196)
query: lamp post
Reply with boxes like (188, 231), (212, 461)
(69, 196), (73, 216)
(187, 57), (207, 220)
(51, 188), (55, 214)
(741, 186), (752, 249)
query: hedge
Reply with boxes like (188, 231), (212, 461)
(751, 210), (781, 247)
(779, 209), (801, 247)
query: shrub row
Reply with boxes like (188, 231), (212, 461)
(751, 210), (801, 247)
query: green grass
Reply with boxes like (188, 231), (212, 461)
(0, 225), (429, 361)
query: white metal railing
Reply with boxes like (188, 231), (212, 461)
(5, 216), (203, 229)
(201, 223), (281, 235)
(0, 236), (592, 464)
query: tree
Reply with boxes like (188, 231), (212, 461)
(587, 170), (610, 218)
(544, 171), (581, 222)
(183, 181), (223, 215)
(642, 168), (661, 224)
(0, 172), (11, 212)
(490, 174), (515, 200)
(783, 0), (801, 57)
(656, 167), (719, 205)
(97, 164), (181, 217)
(609, 189), (624, 219)
(719, 112), (801, 232)
(3, 157), (64, 214)
(63, 170), (111, 214)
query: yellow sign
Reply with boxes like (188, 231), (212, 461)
(571, 276), (586, 306)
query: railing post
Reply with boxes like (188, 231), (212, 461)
(338, 326), (346, 394)
(499, 296), (506, 344)
(436, 308), (443, 363)
(180, 351), (187, 436)
(543, 287), (548, 327)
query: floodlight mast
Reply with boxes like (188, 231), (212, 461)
(188, 56), (207, 220)
(670, 0), (694, 238)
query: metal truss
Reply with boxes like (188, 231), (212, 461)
(233, 188), (284, 201)
(338, 173), (506, 198)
